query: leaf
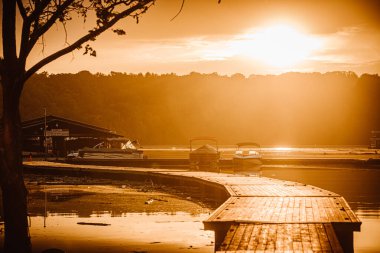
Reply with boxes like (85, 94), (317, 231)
(113, 29), (126, 35)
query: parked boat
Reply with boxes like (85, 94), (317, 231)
(71, 138), (144, 160)
(189, 137), (220, 171)
(233, 142), (262, 170)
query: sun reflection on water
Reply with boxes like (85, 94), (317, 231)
(22, 212), (214, 253)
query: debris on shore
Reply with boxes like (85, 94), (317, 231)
(77, 222), (110, 226)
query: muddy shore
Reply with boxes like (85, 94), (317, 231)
(24, 174), (217, 216)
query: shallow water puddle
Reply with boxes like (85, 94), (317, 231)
(0, 183), (215, 253)
(24, 212), (214, 253)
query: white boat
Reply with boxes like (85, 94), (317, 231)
(73, 138), (144, 160)
(233, 142), (262, 169)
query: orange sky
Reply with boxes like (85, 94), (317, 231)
(4, 0), (380, 75)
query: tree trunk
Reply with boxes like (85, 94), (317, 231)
(0, 79), (32, 252)
(1, 179), (31, 253)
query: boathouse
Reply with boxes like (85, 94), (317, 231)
(22, 115), (122, 157)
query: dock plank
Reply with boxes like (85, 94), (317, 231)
(205, 196), (359, 224)
(216, 223), (344, 253)
(229, 184), (338, 197)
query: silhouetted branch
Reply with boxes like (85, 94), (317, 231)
(24, 0), (154, 81)
(19, 17), (32, 63)
(170, 0), (221, 21)
(27, 0), (76, 54)
(2, 0), (17, 65)
(16, 0), (27, 20)
(170, 0), (185, 21)
(41, 34), (46, 55)
(27, 0), (51, 23)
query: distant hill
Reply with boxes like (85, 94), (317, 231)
(11, 70), (380, 146)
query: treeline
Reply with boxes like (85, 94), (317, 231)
(13, 70), (380, 146)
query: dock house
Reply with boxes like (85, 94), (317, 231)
(22, 115), (122, 157)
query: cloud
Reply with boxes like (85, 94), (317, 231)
(35, 23), (380, 76)
(313, 26), (380, 63)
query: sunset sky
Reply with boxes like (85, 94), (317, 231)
(14, 0), (380, 75)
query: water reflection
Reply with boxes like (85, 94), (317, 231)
(26, 184), (214, 218)
(354, 219), (380, 253)
(27, 212), (214, 253)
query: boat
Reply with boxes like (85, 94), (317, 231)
(72, 138), (144, 160)
(189, 137), (220, 171)
(233, 142), (262, 170)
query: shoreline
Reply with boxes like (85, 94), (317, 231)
(23, 174), (218, 217)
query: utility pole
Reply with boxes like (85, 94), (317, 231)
(44, 108), (47, 160)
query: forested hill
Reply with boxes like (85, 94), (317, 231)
(16, 71), (380, 146)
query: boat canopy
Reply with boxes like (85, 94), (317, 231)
(236, 142), (261, 148)
(191, 144), (218, 154)
(189, 137), (218, 152)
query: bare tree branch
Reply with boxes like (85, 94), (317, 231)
(41, 34), (46, 55)
(24, 0), (154, 81)
(19, 20), (31, 64)
(19, 12), (33, 63)
(170, 0), (221, 21)
(19, 0), (52, 62)
(2, 0), (18, 70)
(27, 0), (76, 55)
(170, 0), (185, 21)
(62, 21), (70, 47)
(27, 0), (52, 23)
(16, 0), (27, 20)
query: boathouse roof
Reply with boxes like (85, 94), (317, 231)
(22, 115), (122, 138)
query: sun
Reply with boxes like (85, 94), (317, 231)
(241, 24), (322, 68)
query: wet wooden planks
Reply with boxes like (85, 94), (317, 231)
(161, 171), (290, 185)
(217, 223), (343, 253)
(206, 196), (359, 224)
(227, 184), (338, 197)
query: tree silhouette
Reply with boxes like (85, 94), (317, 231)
(18, 71), (380, 146)
(0, 0), (154, 252)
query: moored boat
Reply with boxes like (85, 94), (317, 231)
(233, 142), (262, 170)
(189, 137), (220, 171)
(71, 138), (144, 160)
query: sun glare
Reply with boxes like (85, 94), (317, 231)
(241, 25), (322, 68)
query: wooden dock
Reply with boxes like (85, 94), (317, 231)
(23, 161), (361, 252)
(218, 223), (343, 252)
